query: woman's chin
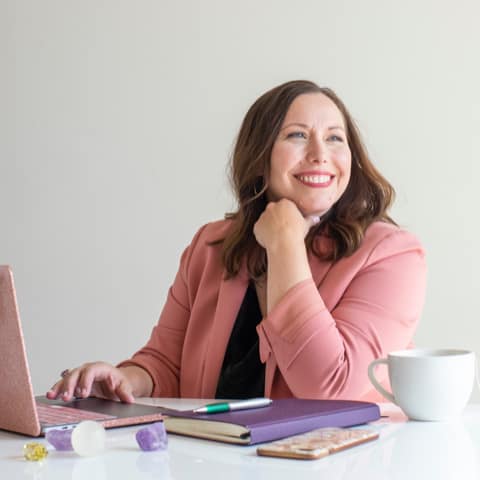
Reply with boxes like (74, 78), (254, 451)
(295, 199), (332, 218)
(300, 207), (330, 219)
(268, 193), (331, 219)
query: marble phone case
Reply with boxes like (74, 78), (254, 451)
(256, 427), (379, 460)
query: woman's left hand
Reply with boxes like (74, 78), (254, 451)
(253, 198), (319, 252)
(253, 199), (320, 312)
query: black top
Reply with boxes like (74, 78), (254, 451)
(215, 282), (265, 399)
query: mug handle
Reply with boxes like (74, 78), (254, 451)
(368, 358), (395, 403)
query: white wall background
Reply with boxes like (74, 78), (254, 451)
(1, 0), (479, 400)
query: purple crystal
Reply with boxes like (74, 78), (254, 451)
(45, 428), (73, 451)
(136, 422), (168, 451)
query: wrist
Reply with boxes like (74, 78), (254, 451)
(265, 244), (312, 312)
(264, 234), (306, 257)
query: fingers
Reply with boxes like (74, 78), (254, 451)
(84, 366), (134, 403)
(75, 364), (102, 399)
(47, 362), (122, 401)
(46, 367), (70, 399)
(266, 199), (322, 231)
(106, 371), (134, 403)
(52, 367), (83, 402)
(114, 380), (135, 404)
(46, 381), (63, 400)
(65, 371), (82, 401)
(46, 362), (134, 403)
(255, 199), (318, 248)
(89, 369), (122, 402)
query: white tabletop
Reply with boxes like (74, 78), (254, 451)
(1, 399), (479, 480)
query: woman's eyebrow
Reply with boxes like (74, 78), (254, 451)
(280, 123), (346, 131)
(280, 122), (310, 130)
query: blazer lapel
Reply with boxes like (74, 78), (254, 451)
(200, 266), (249, 397)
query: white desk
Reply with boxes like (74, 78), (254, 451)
(1, 400), (479, 480)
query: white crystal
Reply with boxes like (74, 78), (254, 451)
(71, 421), (106, 457)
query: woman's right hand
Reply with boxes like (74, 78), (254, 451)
(46, 362), (140, 404)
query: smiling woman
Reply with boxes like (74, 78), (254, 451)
(268, 93), (352, 218)
(48, 80), (427, 404)
(222, 82), (397, 281)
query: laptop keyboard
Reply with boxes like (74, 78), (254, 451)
(37, 403), (115, 426)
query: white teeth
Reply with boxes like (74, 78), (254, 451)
(298, 175), (331, 184)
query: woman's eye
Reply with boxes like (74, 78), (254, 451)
(328, 134), (344, 142)
(287, 131), (307, 139)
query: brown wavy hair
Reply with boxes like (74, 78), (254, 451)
(217, 80), (396, 280)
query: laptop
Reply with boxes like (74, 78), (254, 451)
(0, 265), (164, 437)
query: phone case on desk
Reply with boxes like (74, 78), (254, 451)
(256, 427), (379, 460)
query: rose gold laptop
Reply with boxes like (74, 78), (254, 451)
(0, 265), (164, 437)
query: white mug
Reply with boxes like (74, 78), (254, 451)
(368, 348), (475, 421)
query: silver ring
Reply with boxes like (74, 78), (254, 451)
(60, 369), (70, 378)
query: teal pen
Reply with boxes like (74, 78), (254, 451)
(193, 397), (272, 414)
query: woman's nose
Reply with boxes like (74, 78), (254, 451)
(306, 138), (327, 164)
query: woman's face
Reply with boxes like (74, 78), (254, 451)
(267, 93), (352, 218)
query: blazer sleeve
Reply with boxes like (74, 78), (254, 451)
(256, 228), (427, 399)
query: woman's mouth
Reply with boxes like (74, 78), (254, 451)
(295, 174), (334, 187)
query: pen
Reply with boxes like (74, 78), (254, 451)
(193, 397), (273, 414)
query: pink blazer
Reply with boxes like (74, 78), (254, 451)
(119, 219), (427, 401)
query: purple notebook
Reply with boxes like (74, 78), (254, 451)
(159, 399), (380, 445)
